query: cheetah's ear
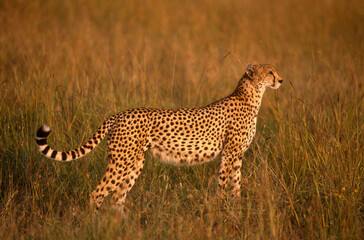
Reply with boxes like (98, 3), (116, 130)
(245, 64), (255, 78)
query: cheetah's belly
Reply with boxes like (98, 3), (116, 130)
(148, 139), (223, 166)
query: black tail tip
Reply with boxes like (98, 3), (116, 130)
(37, 125), (51, 138)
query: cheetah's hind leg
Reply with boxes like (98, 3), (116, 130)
(89, 157), (119, 214)
(89, 152), (145, 218)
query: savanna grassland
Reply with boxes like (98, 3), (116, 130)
(0, 0), (363, 239)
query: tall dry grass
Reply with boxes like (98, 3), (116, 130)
(0, 0), (363, 239)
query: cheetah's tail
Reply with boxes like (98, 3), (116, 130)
(36, 117), (115, 162)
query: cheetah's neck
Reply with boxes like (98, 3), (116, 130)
(232, 78), (266, 111)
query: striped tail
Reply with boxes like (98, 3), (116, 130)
(36, 118), (114, 162)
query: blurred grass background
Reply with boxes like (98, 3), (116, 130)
(0, 0), (363, 239)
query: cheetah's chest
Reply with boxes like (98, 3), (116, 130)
(240, 116), (257, 152)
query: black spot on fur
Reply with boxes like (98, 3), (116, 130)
(51, 150), (58, 158)
(41, 146), (50, 155)
(36, 138), (47, 146)
(36, 126), (50, 138)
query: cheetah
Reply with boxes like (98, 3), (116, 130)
(36, 64), (283, 213)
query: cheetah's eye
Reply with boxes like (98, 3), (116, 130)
(269, 71), (275, 79)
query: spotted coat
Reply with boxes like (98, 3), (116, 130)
(36, 64), (283, 212)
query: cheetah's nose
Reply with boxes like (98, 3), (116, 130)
(278, 80), (283, 84)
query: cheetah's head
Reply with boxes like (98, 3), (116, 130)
(245, 64), (283, 89)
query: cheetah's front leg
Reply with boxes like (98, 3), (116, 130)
(229, 152), (243, 198)
(218, 150), (243, 198)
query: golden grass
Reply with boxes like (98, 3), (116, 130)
(0, 0), (363, 239)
